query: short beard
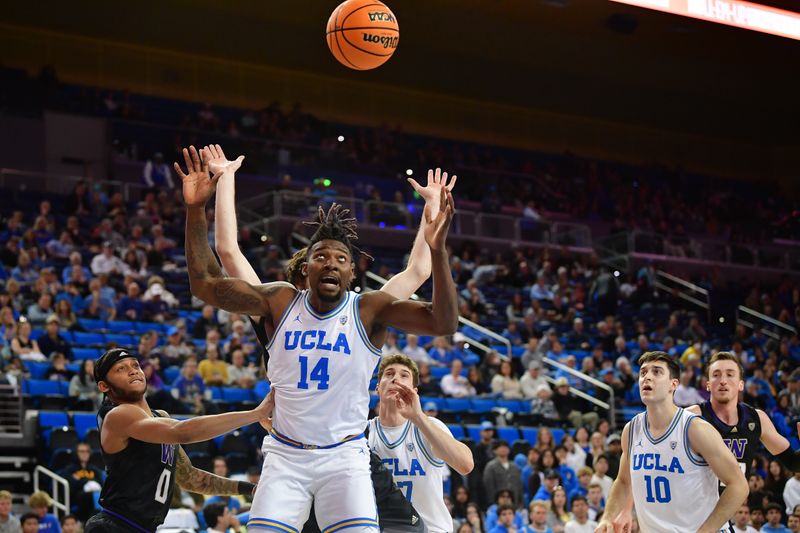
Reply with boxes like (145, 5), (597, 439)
(107, 383), (147, 403)
(317, 288), (342, 303)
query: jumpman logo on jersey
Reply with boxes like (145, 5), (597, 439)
(636, 439), (643, 448)
(293, 315), (302, 323)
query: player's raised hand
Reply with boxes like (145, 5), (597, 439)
(387, 380), (424, 424)
(407, 167), (457, 220)
(202, 143), (245, 176)
(175, 145), (223, 207)
(423, 186), (455, 253)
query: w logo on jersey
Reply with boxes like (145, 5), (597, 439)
(723, 438), (748, 459)
(161, 444), (175, 466)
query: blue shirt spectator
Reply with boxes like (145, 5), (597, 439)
(117, 282), (145, 321)
(62, 252), (92, 284)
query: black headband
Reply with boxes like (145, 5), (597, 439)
(94, 348), (137, 383)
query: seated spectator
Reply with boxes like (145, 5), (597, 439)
(27, 491), (60, 533)
(416, 362), (442, 397)
(569, 466), (593, 502)
(451, 333), (480, 366)
(527, 500), (553, 533)
(260, 244), (285, 281)
(143, 152), (174, 189)
(533, 467), (561, 503)
(198, 344), (228, 386)
(467, 365), (487, 395)
(223, 319), (256, 356)
(26, 293), (54, 327)
(673, 366), (705, 407)
(484, 489), (525, 532)
(192, 304), (218, 339)
(521, 361), (548, 399)
(55, 287), (83, 325)
(481, 351), (502, 384)
(586, 483), (605, 521)
(682, 314), (707, 343)
(785, 471), (800, 516)
(547, 486), (570, 533)
(60, 515), (79, 533)
(567, 318), (591, 350)
(402, 334), (430, 365)
(530, 275), (554, 303)
(591, 455), (613, 500)
(491, 360), (523, 400)
(763, 502), (791, 533)
(204, 457), (243, 513)
(38, 315), (73, 360)
(11, 252), (38, 286)
(531, 388), (560, 426)
(520, 337), (543, 371)
(57, 442), (104, 522)
(0, 490), (20, 532)
(44, 352), (74, 382)
(143, 283), (174, 322)
(228, 348), (257, 388)
(162, 326), (194, 363)
(90, 241), (127, 276)
(506, 293), (528, 323)
(565, 495), (597, 533)
(171, 357), (212, 415)
(553, 377), (599, 430)
(501, 321), (523, 346)
(19, 513), (38, 533)
(441, 359), (475, 398)
(69, 359), (101, 410)
(84, 278), (116, 322)
(143, 276), (179, 308)
(488, 504), (516, 533)
(428, 336), (454, 367)
(11, 319), (45, 361)
(203, 502), (238, 533)
(117, 282), (145, 321)
(62, 252), (90, 285)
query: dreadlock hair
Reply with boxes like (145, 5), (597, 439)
(286, 248), (307, 288)
(303, 203), (372, 262)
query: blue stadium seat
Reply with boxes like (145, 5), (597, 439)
(135, 322), (165, 333)
(78, 318), (107, 331)
(106, 321), (137, 333)
(443, 398), (471, 412)
(25, 362), (49, 380)
(466, 425), (482, 442)
(222, 388), (255, 404)
(25, 380), (63, 396)
(496, 399), (528, 414)
(445, 424), (464, 439)
(164, 366), (181, 384)
(39, 411), (69, 429)
(73, 412), (97, 439)
(66, 363), (80, 374)
(208, 387), (223, 401)
(254, 381), (270, 399)
(104, 334), (137, 347)
(72, 332), (105, 346)
(419, 396), (444, 411)
(73, 348), (102, 361)
(469, 399), (496, 413)
(551, 428), (566, 444)
(497, 426), (520, 442)
(521, 427), (538, 445)
(430, 367), (450, 379)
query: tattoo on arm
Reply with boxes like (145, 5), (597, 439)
(174, 447), (240, 495)
(185, 206), (224, 281)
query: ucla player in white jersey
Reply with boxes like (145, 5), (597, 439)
(595, 352), (748, 533)
(369, 354), (474, 533)
(176, 146), (460, 533)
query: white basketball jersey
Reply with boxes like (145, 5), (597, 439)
(629, 408), (722, 533)
(267, 290), (381, 446)
(368, 416), (453, 533)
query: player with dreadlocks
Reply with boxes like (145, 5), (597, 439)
(204, 144), (461, 533)
(176, 145), (461, 533)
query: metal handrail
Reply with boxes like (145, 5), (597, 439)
(544, 376), (610, 411)
(652, 281), (710, 310)
(737, 306), (797, 336)
(543, 356), (616, 423)
(33, 466), (70, 519)
(656, 270), (709, 296)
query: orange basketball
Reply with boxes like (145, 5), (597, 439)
(326, 0), (399, 70)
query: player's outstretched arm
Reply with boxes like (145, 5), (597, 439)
(365, 187), (459, 336)
(595, 421), (634, 533)
(174, 447), (254, 496)
(689, 417), (748, 533)
(104, 387), (274, 446)
(757, 410), (800, 472)
(381, 168), (456, 300)
(203, 144), (261, 286)
(177, 146), (295, 316)
(389, 380), (473, 474)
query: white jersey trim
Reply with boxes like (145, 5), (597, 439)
(352, 294), (382, 356)
(265, 290), (303, 351)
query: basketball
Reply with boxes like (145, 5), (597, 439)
(326, 0), (399, 70)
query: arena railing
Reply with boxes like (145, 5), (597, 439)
(653, 270), (710, 311)
(0, 384), (23, 438)
(542, 356), (615, 425)
(33, 466), (70, 519)
(737, 306), (797, 341)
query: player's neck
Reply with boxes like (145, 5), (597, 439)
(307, 292), (345, 314)
(378, 404), (405, 428)
(710, 398), (739, 425)
(646, 399), (679, 433)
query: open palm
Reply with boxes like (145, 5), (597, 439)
(202, 144), (245, 175)
(174, 146), (223, 207)
(407, 167), (457, 219)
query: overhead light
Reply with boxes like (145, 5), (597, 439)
(406, 169), (413, 176)
(337, 135), (345, 142)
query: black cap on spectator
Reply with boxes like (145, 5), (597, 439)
(545, 469), (561, 479)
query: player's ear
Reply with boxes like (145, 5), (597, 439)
(301, 262), (308, 277)
(97, 380), (109, 394)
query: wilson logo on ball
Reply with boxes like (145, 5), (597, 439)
(361, 33), (399, 49)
